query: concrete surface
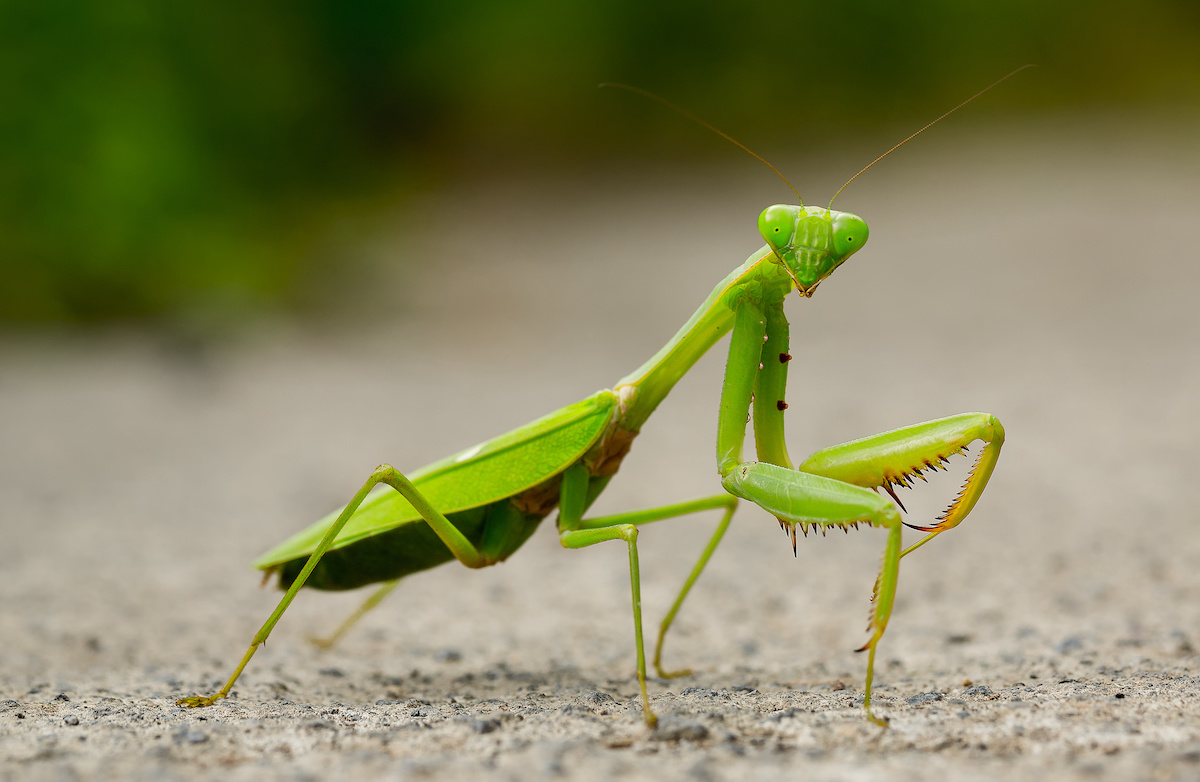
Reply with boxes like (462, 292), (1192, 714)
(3, 118), (1200, 781)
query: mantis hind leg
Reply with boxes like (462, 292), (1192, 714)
(308, 579), (402, 650)
(177, 464), (485, 708)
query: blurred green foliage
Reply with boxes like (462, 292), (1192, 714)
(2, 0), (1197, 325)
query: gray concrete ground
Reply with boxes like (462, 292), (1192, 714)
(3, 118), (1200, 781)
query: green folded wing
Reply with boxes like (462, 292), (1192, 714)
(253, 389), (619, 569)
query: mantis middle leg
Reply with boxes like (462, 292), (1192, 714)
(556, 462), (740, 727)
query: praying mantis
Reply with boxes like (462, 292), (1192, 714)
(178, 81), (1016, 728)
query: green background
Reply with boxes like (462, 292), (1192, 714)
(2, 0), (1196, 325)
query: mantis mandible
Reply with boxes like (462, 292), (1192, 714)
(178, 80), (1017, 727)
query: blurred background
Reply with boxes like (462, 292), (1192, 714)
(2, 0), (1198, 328)
(4, 3), (1200, 775)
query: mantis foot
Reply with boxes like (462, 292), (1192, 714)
(307, 635), (338, 650)
(176, 693), (226, 708)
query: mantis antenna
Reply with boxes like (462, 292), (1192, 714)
(828, 65), (1036, 208)
(599, 82), (804, 206)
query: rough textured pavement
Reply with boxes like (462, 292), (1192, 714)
(3, 119), (1200, 781)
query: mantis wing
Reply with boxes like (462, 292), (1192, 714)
(252, 389), (620, 569)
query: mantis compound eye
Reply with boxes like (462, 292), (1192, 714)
(758, 205), (797, 250)
(831, 212), (869, 259)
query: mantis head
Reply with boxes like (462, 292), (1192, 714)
(758, 205), (869, 297)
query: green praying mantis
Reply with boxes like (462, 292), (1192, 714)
(178, 80), (1018, 727)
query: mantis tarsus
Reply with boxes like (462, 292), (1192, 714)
(178, 86), (1013, 728)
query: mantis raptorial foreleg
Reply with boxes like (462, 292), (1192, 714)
(722, 461), (904, 725)
(751, 301), (794, 470)
(557, 464), (742, 725)
(713, 298), (1004, 725)
(178, 465), (487, 708)
(799, 413), (1005, 557)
